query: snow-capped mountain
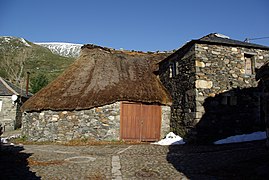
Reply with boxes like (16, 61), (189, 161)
(0, 36), (31, 47)
(35, 42), (83, 58)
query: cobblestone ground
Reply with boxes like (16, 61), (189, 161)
(1, 140), (269, 179)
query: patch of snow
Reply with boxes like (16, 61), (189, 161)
(3, 36), (11, 43)
(151, 132), (185, 145)
(20, 38), (31, 47)
(1, 137), (9, 144)
(1, 134), (21, 144)
(214, 131), (266, 144)
(35, 42), (83, 57)
(1, 36), (31, 47)
(151, 131), (266, 146)
(215, 33), (230, 39)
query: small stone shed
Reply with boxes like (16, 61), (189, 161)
(0, 77), (30, 131)
(21, 45), (172, 142)
(159, 33), (269, 143)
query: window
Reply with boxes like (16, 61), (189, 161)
(169, 65), (173, 78)
(169, 62), (177, 78)
(244, 54), (255, 75)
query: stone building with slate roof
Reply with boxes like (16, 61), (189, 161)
(159, 33), (269, 143)
(0, 77), (31, 131)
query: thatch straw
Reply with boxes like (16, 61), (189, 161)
(21, 45), (171, 111)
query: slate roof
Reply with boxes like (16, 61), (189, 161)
(198, 33), (269, 50)
(159, 33), (269, 65)
(21, 45), (172, 111)
(0, 77), (30, 97)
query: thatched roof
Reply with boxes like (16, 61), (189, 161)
(21, 45), (172, 111)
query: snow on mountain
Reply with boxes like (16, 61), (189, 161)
(20, 37), (31, 47)
(35, 42), (83, 58)
(0, 36), (31, 47)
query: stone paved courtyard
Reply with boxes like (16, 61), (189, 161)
(1, 140), (269, 179)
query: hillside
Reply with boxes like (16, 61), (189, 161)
(0, 36), (75, 91)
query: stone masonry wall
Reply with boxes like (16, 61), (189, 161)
(22, 102), (171, 142)
(195, 44), (268, 98)
(161, 105), (171, 138)
(0, 96), (17, 131)
(160, 43), (269, 143)
(159, 45), (196, 138)
(22, 102), (121, 142)
(194, 44), (269, 143)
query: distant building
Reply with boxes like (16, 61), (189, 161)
(159, 33), (269, 143)
(0, 77), (31, 131)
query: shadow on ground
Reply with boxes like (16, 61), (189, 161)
(0, 144), (40, 179)
(167, 140), (269, 179)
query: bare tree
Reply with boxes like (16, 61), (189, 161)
(2, 47), (32, 86)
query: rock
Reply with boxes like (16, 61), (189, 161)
(195, 80), (213, 89)
(231, 47), (238, 52)
(195, 61), (205, 67)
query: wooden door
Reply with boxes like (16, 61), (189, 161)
(120, 102), (161, 141)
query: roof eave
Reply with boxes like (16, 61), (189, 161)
(197, 40), (269, 50)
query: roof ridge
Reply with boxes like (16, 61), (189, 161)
(0, 77), (18, 95)
(197, 33), (269, 50)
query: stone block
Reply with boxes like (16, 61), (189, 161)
(205, 62), (211, 66)
(211, 51), (220, 55)
(195, 112), (204, 119)
(232, 74), (238, 78)
(196, 96), (205, 102)
(195, 61), (205, 67)
(240, 69), (245, 74)
(231, 47), (238, 52)
(195, 80), (213, 89)
(196, 105), (204, 112)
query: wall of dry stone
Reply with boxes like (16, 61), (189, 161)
(193, 44), (269, 143)
(159, 45), (196, 138)
(22, 102), (171, 142)
(160, 43), (269, 143)
(22, 102), (121, 142)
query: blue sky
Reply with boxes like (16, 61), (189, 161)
(0, 0), (268, 51)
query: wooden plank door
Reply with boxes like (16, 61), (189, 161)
(120, 102), (141, 140)
(120, 102), (161, 141)
(141, 104), (161, 141)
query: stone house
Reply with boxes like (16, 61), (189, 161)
(159, 33), (269, 143)
(0, 77), (30, 131)
(21, 45), (172, 142)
